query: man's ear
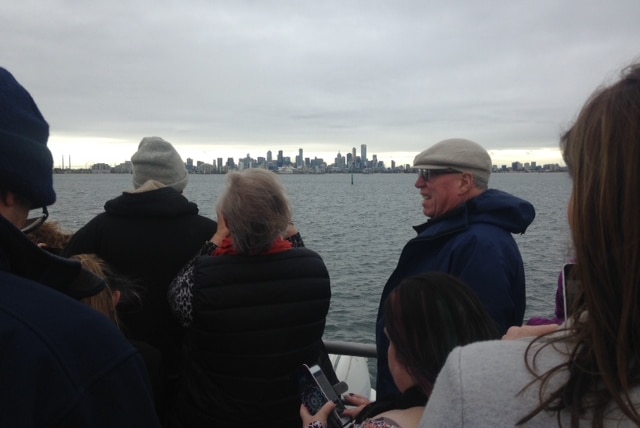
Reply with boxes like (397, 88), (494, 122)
(457, 172), (475, 195)
(0, 191), (30, 228)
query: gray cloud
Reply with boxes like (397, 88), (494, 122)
(2, 0), (640, 165)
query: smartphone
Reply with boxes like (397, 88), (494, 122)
(561, 263), (579, 319)
(295, 364), (351, 427)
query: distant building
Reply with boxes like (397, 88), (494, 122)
(297, 148), (303, 168)
(335, 152), (345, 170)
(91, 163), (111, 174)
(112, 160), (132, 174)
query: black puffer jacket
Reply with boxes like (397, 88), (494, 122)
(63, 187), (217, 392)
(171, 248), (331, 428)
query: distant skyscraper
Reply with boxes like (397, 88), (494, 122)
(361, 144), (367, 165)
(297, 148), (303, 168)
(267, 150), (272, 163)
(335, 152), (345, 170)
(277, 150), (284, 167)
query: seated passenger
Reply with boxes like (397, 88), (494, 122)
(168, 168), (332, 427)
(301, 272), (499, 428)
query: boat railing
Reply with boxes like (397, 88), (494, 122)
(323, 339), (377, 359)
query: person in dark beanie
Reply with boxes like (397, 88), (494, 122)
(64, 136), (217, 423)
(375, 138), (536, 400)
(0, 67), (160, 427)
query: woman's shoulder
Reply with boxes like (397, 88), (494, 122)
(448, 337), (569, 383)
(420, 338), (572, 427)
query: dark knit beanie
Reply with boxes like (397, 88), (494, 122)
(131, 136), (188, 192)
(0, 67), (55, 207)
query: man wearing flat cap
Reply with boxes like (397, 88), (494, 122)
(375, 138), (535, 399)
(0, 67), (159, 426)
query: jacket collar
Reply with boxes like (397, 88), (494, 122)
(0, 215), (105, 299)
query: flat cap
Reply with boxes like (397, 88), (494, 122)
(413, 138), (492, 184)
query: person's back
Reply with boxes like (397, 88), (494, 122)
(169, 169), (332, 427)
(0, 265), (158, 427)
(421, 336), (610, 427)
(63, 138), (217, 406)
(173, 248), (331, 427)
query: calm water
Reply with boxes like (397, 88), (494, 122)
(50, 172), (572, 346)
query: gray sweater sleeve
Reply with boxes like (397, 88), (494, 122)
(419, 347), (464, 427)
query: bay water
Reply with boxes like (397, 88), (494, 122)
(50, 172), (572, 351)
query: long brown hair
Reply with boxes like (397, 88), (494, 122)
(519, 63), (640, 426)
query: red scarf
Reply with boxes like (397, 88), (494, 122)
(212, 236), (293, 256)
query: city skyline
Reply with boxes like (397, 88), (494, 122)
(61, 143), (565, 173)
(52, 144), (566, 171)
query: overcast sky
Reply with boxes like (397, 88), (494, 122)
(3, 0), (639, 168)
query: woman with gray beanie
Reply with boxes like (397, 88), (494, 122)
(63, 136), (217, 423)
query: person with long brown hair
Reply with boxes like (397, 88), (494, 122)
(420, 62), (640, 427)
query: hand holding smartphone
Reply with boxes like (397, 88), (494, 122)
(295, 364), (351, 428)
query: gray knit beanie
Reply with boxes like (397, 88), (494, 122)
(413, 138), (492, 185)
(131, 137), (188, 192)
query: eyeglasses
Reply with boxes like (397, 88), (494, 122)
(417, 168), (462, 182)
(21, 206), (49, 234)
